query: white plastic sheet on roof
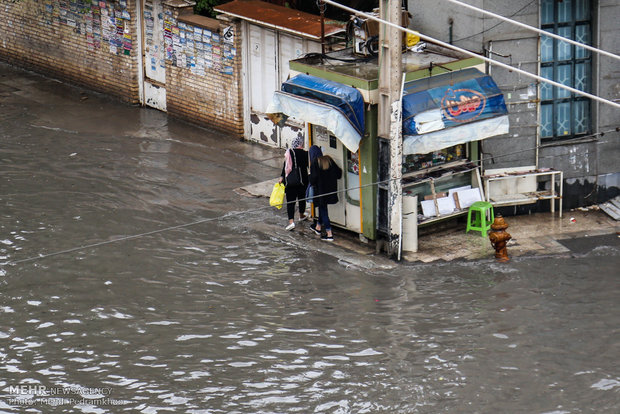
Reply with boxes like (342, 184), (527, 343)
(403, 115), (510, 155)
(266, 91), (363, 153)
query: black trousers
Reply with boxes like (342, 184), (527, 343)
(285, 184), (307, 220)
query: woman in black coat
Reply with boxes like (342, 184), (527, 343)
(309, 153), (342, 241)
(279, 136), (309, 231)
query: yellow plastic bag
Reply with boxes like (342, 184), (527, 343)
(269, 182), (285, 209)
(406, 31), (420, 47)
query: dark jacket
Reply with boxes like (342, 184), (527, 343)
(280, 148), (309, 187)
(309, 156), (342, 206)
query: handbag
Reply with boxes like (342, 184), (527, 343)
(269, 182), (285, 209)
(285, 149), (303, 187)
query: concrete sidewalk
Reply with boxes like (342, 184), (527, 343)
(401, 208), (619, 263)
(239, 179), (620, 263)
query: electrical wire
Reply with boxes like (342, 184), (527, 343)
(3, 127), (616, 267)
(451, 0), (537, 43)
(446, 0), (620, 62)
(302, 52), (374, 63)
(0, 178), (391, 267)
(476, 127), (617, 164)
(321, 0), (620, 109)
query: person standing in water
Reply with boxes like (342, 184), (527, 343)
(309, 149), (342, 241)
(279, 136), (309, 231)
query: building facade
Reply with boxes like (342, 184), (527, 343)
(408, 0), (620, 208)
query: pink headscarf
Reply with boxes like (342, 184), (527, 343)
(285, 136), (304, 176)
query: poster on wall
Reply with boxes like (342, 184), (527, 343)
(159, 19), (234, 76)
(222, 26), (234, 45)
(40, 0), (132, 55)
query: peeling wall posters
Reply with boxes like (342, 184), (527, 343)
(163, 18), (233, 77)
(220, 26), (236, 75)
(42, 0), (131, 56)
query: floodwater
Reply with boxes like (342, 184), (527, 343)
(1, 63), (619, 413)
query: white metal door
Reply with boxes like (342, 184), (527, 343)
(276, 34), (322, 148)
(142, 0), (166, 111)
(249, 25), (277, 113)
(278, 33), (321, 83)
(247, 25), (278, 145)
(246, 26), (323, 147)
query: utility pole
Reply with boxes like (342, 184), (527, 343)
(378, 1), (403, 259)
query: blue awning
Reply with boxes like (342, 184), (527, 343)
(266, 74), (365, 152)
(402, 68), (509, 154)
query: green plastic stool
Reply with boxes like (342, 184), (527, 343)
(466, 201), (495, 236)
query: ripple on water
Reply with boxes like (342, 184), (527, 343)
(323, 355), (349, 361)
(146, 321), (179, 326)
(311, 343), (345, 349)
(228, 361), (256, 368)
(91, 307), (133, 320)
(269, 348), (308, 355)
(346, 348), (383, 357)
(591, 379), (620, 390)
(176, 334), (212, 341)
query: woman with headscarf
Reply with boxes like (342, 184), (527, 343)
(309, 146), (342, 241)
(279, 136), (309, 231)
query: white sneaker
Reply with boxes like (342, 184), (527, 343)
(285, 222), (295, 231)
(299, 213), (309, 221)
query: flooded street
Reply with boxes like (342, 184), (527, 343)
(1, 63), (619, 413)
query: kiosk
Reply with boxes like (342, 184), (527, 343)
(266, 47), (509, 251)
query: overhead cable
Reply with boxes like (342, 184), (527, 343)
(4, 126), (616, 267)
(452, 0), (537, 43)
(321, 0), (620, 110)
(446, 0), (620, 62)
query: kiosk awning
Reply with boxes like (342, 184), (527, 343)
(266, 74), (365, 153)
(402, 68), (509, 154)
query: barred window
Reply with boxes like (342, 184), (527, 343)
(540, 0), (592, 140)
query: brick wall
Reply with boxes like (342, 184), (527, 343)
(0, 0), (244, 138)
(162, 8), (244, 137)
(0, 0), (140, 103)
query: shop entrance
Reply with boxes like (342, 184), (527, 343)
(311, 125), (362, 233)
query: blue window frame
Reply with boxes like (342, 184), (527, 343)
(540, 0), (592, 140)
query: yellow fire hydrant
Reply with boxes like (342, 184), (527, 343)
(488, 215), (512, 262)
